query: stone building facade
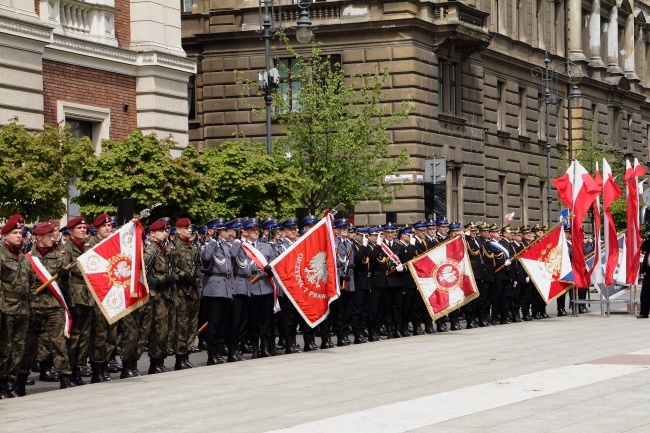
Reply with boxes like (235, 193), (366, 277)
(181, 0), (650, 226)
(0, 0), (195, 151)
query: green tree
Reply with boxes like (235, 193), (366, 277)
(239, 39), (410, 215)
(0, 120), (93, 221)
(201, 139), (303, 219)
(75, 130), (209, 221)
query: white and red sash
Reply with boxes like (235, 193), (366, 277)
(241, 242), (280, 312)
(380, 242), (402, 266)
(26, 252), (72, 338)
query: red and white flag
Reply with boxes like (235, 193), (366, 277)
(407, 237), (479, 321)
(518, 225), (574, 303)
(603, 158), (622, 286)
(587, 164), (603, 285)
(26, 253), (72, 337)
(269, 217), (339, 327)
(505, 212), (515, 222)
(625, 158), (646, 284)
(241, 241), (280, 312)
(76, 219), (149, 324)
(552, 160), (601, 288)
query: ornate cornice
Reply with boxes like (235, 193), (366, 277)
(0, 16), (52, 41)
(52, 35), (138, 62)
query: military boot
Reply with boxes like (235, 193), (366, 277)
(120, 360), (136, 379)
(336, 333), (347, 347)
(183, 354), (195, 368)
(39, 360), (59, 382)
(148, 358), (164, 374)
(207, 348), (218, 366)
(450, 317), (462, 331)
(107, 355), (122, 373)
(132, 360), (142, 376)
(251, 340), (261, 359)
(59, 373), (74, 389)
(0, 378), (9, 399)
(227, 344), (238, 362)
(259, 339), (271, 358)
(436, 319), (449, 332)
(6, 377), (20, 398)
(412, 321), (425, 335)
(72, 365), (86, 386)
(391, 324), (403, 338)
(174, 355), (188, 371)
(285, 336), (301, 354)
(400, 323), (412, 337)
(101, 363), (113, 381)
(12, 374), (28, 397)
(353, 330), (368, 344)
(91, 362), (104, 383)
(320, 332), (334, 349)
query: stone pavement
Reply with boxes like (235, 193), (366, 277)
(3, 308), (650, 432)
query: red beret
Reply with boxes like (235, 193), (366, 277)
(175, 218), (191, 228)
(1, 214), (25, 235)
(149, 220), (167, 231)
(33, 222), (56, 236)
(93, 213), (112, 228)
(66, 216), (86, 230)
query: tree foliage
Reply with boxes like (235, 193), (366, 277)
(0, 120), (93, 221)
(239, 38), (411, 215)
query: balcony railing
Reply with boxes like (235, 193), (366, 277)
(41, 0), (118, 46)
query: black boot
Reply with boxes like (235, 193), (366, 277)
(132, 359), (142, 376)
(436, 319), (449, 332)
(120, 360), (135, 378)
(39, 360), (59, 382)
(174, 355), (187, 371)
(207, 348), (218, 366)
(148, 358), (165, 374)
(59, 373), (74, 389)
(303, 334), (319, 351)
(285, 336), (301, 354)
(320, 332), (334, 349)
(465, 315), (478, 329)
(0, 378), (9, 399)
(72, 365), (86, 386)
(259, 339), (271, 358)
(12, 373), (28, 397)
(5, 378), (20, 398)
(400, 323), (411, 337)
(91, 362), (103, 383)
(227, 344), (238, 362)
(368, 328), (381, 342)
(391, 324), (402, 338)
(412, 322), (425, 335)
(107, 356), (122, 373)
(450, 317), (462, 331)
(101, 362), (113, 381)
(424, 322), (436, 334)
(183, 354), (195, 368)
(353, 330), (368, 344)
(251, 340), (261, 359)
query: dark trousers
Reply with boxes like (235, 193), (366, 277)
(248, 293), (274, 342)
(350, 289), (370, 331)
(479, 280), (494, 317)
(205, 296), (232, 350)
(368, 287), (388, 329)
(641, 274), (650, 316)
(401, 287), (418, 326)
(226, 294), (249, 345)
(493, 279), (511, 321)
(519, 281), (532, 316)
(335, 290), (354, 334)
(383, 288), (404, 326)
(281, 297), (300, 337)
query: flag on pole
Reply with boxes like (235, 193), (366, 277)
(552, 160), (601, 288)
(505, 212), (515, 222)
(241, 241), (280, 312)
(587, 164), (603, 285)
(603, 158), (622, 286)
(26, 253), (72, 337)
(76, 220), (149, 324)
(624, 158), (646, 284)
(407, 236), (479, 321)
(518, 225), (574, 303)
(269, 217), (339, 327)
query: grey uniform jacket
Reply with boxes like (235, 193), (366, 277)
(247, 241), (278, 296)
(337, 238), (355, 292)
(230, 240), (252, 296)
(200, 239), (234, 299)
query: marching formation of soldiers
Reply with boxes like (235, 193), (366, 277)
(0, 211), (572, 399)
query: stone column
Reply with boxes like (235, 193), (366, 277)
(607, 5), (621, 73)
(623, 13), (637, 79)
(588, 0), (604, 66)
(568, 0), (585, 60)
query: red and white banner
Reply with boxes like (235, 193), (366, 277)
(26, 253), (72, 337)
(587, 164), (603, 285)
(625, 158), (646, 284)
(518, 225), (574, 303)
(603, 158), (622, 286)
(407, 236), (479, 321)
(241, 241), (280, 312)
(269, 217), (339, 327)
(552, 160), (601, 288)
(76, 219), (149, 324)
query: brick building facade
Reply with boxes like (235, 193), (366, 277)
(182, 0), (650, 226)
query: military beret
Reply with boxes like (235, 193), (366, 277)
(93, 213), (112, 228)
(149, 220), (167, 231)
(66, 216), (86, 230)
(242, 218), (259, 230)
(33, 222), (56, 236)
(175, 217), (191, 228)
(2, 215), (25, 235)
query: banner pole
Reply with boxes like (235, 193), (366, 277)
(35, 261), (76, 295)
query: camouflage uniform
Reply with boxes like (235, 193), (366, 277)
(61, 238), (94, 381)
(0, 242), (30, 393)
(144, 241), (175, 372)
(20, 247), (72, 377)
(171, 238), (201, 361)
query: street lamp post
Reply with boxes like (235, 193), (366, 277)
(531, 52), (582, 227)
(258, 0), (313, 156)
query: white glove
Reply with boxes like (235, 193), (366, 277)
(525, 277), (530, 283)
(513, 281), (518, 288)
(396, 264), (404, 272)
(505, 259), (511, 266)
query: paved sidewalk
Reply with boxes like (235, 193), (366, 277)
(2, 312), (650, 432)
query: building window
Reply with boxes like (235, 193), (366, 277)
(518, 86), (526, 135)
(447, 165), (462, 222)
(520, 177), (528, 223)
(536, 0), (544, 50)
(439, 59), (459, 116)
(188, 75), (196, 120)
(499, 174), (507, 222)
(494, 0), (500, 33)
(276, 55), (342, 114)
(627, 114), (633, 152)
(182, 0), (192, 13)
(497, 80), (506, 131)
(611, 106), (621, 144)
(58, 101), (110, 154)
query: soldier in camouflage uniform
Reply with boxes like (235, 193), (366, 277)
(0, 215), (31, 398)
(145, 218), (176, 374)
(87, 213), (116, 383)
(61, 216), (93, 386)
(18, 222), (74, 394)
(171, 218), (202, 370)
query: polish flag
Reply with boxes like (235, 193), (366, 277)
(625, 158), (646, 284)
(552, 160), (602, 288)
(407, 236), (479, 321)
(587, 164), (603, 285)
(603, 159), (622, 286)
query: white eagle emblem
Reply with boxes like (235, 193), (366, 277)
(304, 252), (328, 288)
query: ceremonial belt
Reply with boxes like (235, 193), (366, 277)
(234, 274), (252, 280)
(210, 271), (232, 278)
(3, 291), (24, 300)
